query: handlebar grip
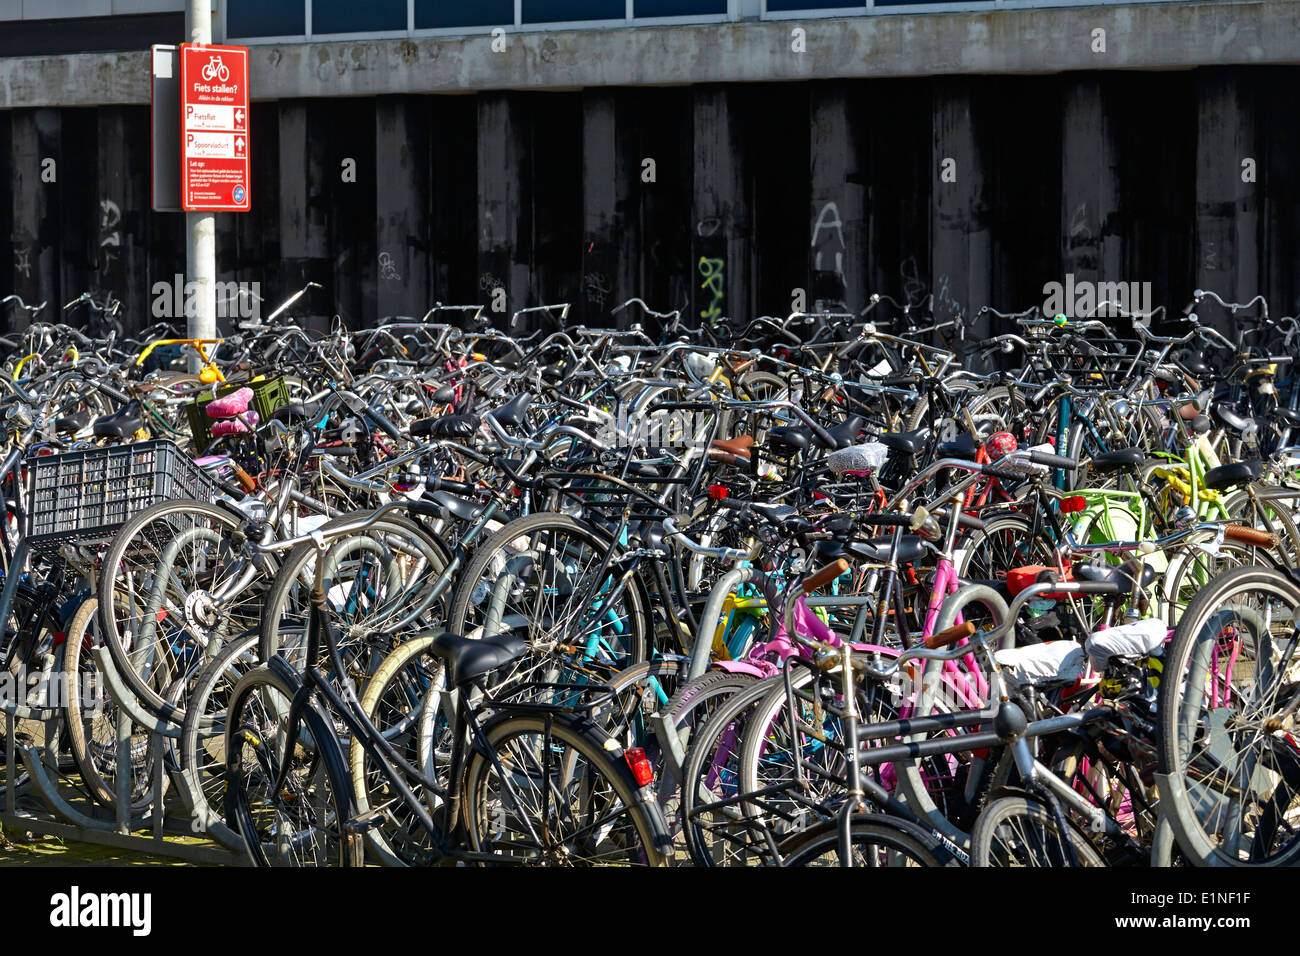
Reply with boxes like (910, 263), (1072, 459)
(1028, 449), (1077, 471)
(981, 462), (1024, 482)
(857, 513), (913, 527)
(1069, 581), (1122, 595)
(802, 558), (850, 594)
(427, 476), (477, 496)
(1223, 525), (1278, 548)
(956, 510), (986, 532)
(230, 462), (258, 493)
(715, 497), (752, 511)
(925, 621), (976, 650)
(313, 445), (357, 457)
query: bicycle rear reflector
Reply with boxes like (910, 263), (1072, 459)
(624, 747), (654, 787)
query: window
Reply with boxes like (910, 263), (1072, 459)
(766, 0), (861, 9)
(635, 0), (727, 15)
(521, 0), (626, 24)
(415, 0), (515, 28)
(312, 0), (406, 33)
(227, 0), (305, 37)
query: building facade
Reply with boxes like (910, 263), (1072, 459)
(0, 0), (1297, 339)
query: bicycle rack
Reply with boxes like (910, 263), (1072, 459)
(0, 646), (245, 865)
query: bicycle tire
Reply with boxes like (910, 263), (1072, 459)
(224, 665), (363, 867)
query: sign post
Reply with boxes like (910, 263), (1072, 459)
(179, 43), (250, 212)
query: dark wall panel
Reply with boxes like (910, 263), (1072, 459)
(2, 67), (1299, 342)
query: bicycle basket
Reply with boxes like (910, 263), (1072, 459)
(24, 440), (218, 554)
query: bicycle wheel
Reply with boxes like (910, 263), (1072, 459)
(179, 630), (261, 842)
(972, 794), (1106, 866)
(61, 597), (158, 811)
(1158, 565), (1300, 865)
(224, 665), (363, 867)
(350, 634), (445, 866)
(778, 813), (950, 867)
(461, 712), (667, 866)
(259, 514), (450, 668)
(680, 675), (782, 866)
(892, 582), (1008, 847)
(99, 498), (263, 721)
(446, 512), (650, 678)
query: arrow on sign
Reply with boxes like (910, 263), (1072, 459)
(235, 108), (245, 126)
(235, 136), (246, 153)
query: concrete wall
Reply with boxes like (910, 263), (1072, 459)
(1, 1), (1298, 108)
(2, 66), (1296, 340)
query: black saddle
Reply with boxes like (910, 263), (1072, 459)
(271, 401), (321, 425)
(848, 535), (925, 565)
(428, 632), (528, 686)
(1072, 559), (1156, 596)
(490, 393), (534, 430)
(1089, 448), (1144, 473)
(55, 409), (90, 435)
(1203, 459), (1262, 492)
(1212, 403), (1256, 434)
(93, 400), (143, 439)
(424, 489), (482, 522)
(767, 416), (866, 457)
(766, 425), (811, 456)
(412, 413), (480, 440)
(877, 428), (929, 458)
(825, 415), (867, 450)
(937, 432), (979, 461)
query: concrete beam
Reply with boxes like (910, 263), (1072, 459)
(1195, 68), (1259, 308)
(931, 79), (992, 347)
(809, 84), (864, 314)
(375, 96), (432, 320)
(1060, 77), (1124, 291)
(3, 2), (1298, 108)
(477, 92), (532, 324)
(691, 86), (749, 330)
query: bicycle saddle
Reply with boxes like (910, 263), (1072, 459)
(423, 489), (482, 523)
(710, 435), (753, 459)
(936, 432), (978, 461)
(766, 425), (811, 456)
(428, 631), (528, 686)
(824, 415), (867, 449)
(212, 411), (259, 436)
(876, 428), (929, 458)
(1071, 559), (1156, 595)
(489, 392), (534, 430)
(1211, 402), (1256, 435)
(1088, 448), (1144, 473)
(411, 413), (480, 440)
(205, 387), (253, 420)
(93, 400), (143, 438)
(1202, 459), (1262, 492)
(271, 401), (321, 424)
(848, 535), (925, 565)
(54, 408), (90, 435)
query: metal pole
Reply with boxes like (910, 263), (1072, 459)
(185, 0), (216, 370)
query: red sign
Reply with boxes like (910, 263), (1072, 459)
(180, 44), (250, 212)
